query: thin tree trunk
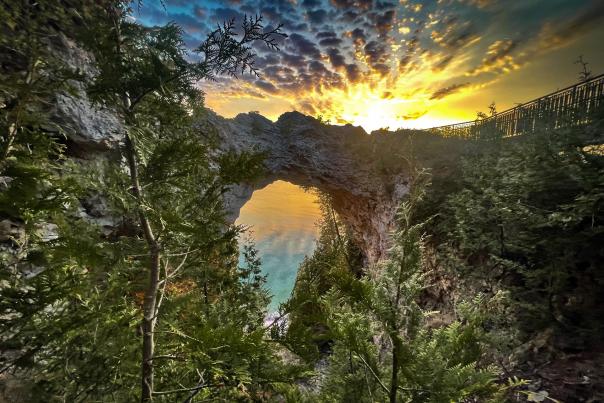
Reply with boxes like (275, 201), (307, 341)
(124, 133), (161, 402)
(110, 5), (161, 400)
(2, 57), (35, 165)
(389, 336), (400, 403)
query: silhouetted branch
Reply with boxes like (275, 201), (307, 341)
(194, 14), (286, 79)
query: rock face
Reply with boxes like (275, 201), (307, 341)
(205, 111), (409, 263)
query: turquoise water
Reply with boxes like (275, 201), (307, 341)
(236, 181), (321, 311)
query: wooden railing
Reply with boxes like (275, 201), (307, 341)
(426, 73), (604, 139)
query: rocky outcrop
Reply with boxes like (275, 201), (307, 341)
(205, 111), (409, 263)
(9, 34), (410, 263)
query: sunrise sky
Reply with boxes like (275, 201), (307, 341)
(138, 0), (604, 132)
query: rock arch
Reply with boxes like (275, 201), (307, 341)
(205, 111), (410, 263)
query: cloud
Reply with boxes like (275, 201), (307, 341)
(309, 60), (330, 74)
(254, 53), (281, 69)
(327, 48), (346, 68)
(431, 17), (480, 50)
(255, 80), (280, 94)
(398, 110), (427, 120)
(193, 6), (205, 18)
(150, 0), (603, 130)
(317, 31), (337, 39)
(331, 0), (373, 10)
(536, 1), (604, 52)
(298, 101), (318, 114)
(430, 83), (469, 100)
(398, 35), (420, 74)
(319, 37), (343, 47)
(210, 7), (244, 23)
(302, 0), (322, 7)
(364, 40), (391, 76)
(431, 54), (454, 72)
(375, 1), (397, 11)
(466, 39), (520, 76)
(348, 27), (367, 47)
(370, 9), (396, 37)
(458, 0), (495, 9)
(263, 65), (297, 83)
(281, 52), (307, 69)
(288, 33), (322, 59)
(307, 9), (328, 24)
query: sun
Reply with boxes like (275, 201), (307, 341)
(318, 83), (462, 133)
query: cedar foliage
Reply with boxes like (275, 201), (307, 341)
(287, 173), (512, 402)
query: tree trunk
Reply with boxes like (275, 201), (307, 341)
(124, 133), (161, 402)
(389, 336), (400, 403)
(110, 5), (162, 399)
(141, 244), (160, 402)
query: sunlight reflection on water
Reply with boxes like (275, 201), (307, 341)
(235, 181), (321, 311)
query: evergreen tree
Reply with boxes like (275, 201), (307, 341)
(1, 1), (297, 401)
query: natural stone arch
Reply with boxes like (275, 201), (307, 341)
(205, 111), (410, 263)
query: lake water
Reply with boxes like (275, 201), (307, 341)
(236, 181), (321, 311)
